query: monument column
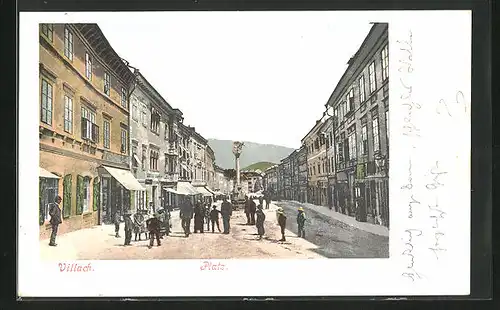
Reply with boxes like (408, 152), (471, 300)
(232, 141), (244, 191)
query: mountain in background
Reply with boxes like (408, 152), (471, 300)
(207, 139), (295, 169)
(242, 161), (276, 172)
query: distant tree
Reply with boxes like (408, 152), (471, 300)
(223, 169), (237, 180)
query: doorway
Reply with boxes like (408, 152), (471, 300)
(100, 177), (110, 224)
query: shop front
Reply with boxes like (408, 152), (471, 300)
(39, 167), (61, 226)
(98, 165), (145, 225)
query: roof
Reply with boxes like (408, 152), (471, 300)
(135, 71), (178, 116)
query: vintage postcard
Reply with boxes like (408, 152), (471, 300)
(18, 10), (471, 297)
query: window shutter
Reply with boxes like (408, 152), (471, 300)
(92, 123), (99, 143)
(39, 179), (46, 226)
(76, 175), (83, 215)
(63, 174), (72, 218)
(93, 177), (100, 212)
(81, 118), (87, 139)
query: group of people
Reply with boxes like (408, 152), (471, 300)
(179, 196), (234, 236)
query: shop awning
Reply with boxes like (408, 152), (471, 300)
(102, 165), (145, 191)
(164, 187), (179, 194)
(195, 186), (213, 197)
(175, 182), (199, 196)
(39, 167), (60, 179)
(204, 186), (216, 195)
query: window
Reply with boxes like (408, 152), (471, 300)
(81, 107), (98, 142)
(337, 141), (344, 163)
(63, 95), (73, 133)
(41, 24), (53, 41)
(121, 87), (127, 108)
(368, 61), (376, 93)
(85, 52), (92, 80)
(103, 120), (110, 149)
(142, 110), (147, 127)
(361, 124), (368, 155)
(313, 166), (316, 175)
(318, 163), (321, 174)
(132, 99), (138, 121)
(120, 128), (127, 153)
(82, 177), (90, 213)
(372, 117), (380, 152)
(40, 79), (53, 125)
(165, 123), (169, 140)
(381, 45), (389, 81)
(104, 72), (110, 95)
(348, 131), (356, 160)
(385, 110), (389, 140)
(132, 146), (139, 168)
(64, 27), (73, 60)
(150, 109), (160, 134)
(142, 147), (147, 170)
(347, 88), (355, 112)
(359, 75), (366, 102)
(39, 178), (58, 224)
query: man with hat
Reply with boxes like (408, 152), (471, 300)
(123, 210), (134, 246)
(146, 212), (162, 248)
(276, 207), (287, 241)
(296, 207), (306, 238)
(179, 196), (194, 237)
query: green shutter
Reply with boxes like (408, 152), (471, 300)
(39, 179), (46, 226)
(63, 174), (72, 218)
(76, 175), (83, 215)
(93, 177), (100, 212)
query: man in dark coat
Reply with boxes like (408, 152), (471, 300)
(205, 202), (211, 231)
(264, 194), (271, 209)
(179, 196), (194, 237)
(258, 195), (264, 208)
(209, 205), (221, 233)
(123, 211), (134, 246)
(255, 204), (266, 240)
(296, 207), (306, 238)
(248, 198), (257, 225)
(146, 213), (162, 248)
(114, 210), (121, 238)
(194, 200), (205, 233)
(277, 207), (287, 241)
(244, 196), (251, 224)
(48, 196), (62, 246)
(220, 197), (233, 234)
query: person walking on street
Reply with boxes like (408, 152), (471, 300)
(48, 196), (62, 246)
(255, 204), (266, 240)
(205, 202), (211, 231)
(258, 195), (264, 208)
(180, 196), (194, 237)
(244, 196), (251, 224)
(249, 198), (257, 225)
(123, 211), (134, 246)
(209, 205), (222, 233)
(220, 197), (233, 234)
(146, 213), (162, 248)
(297, 207), (306, 238)
(264, 194), (271, 209)
(276, 207), (287, 241)
(194, 200), (205, 233)
(114, 210), (121, 238)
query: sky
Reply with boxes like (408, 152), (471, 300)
(98, 12), (373, 149)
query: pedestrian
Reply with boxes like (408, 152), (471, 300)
(146, 213), (162, 248)
(114, 210), (121, 238)
(180, 196), (194, 237)
(205, 202), (211, 231)
(123, 211), (133, 246)
(220, 197), (233, 234)
(209, 205), (222, 233)
(276, 207), (287, 241)
(249, 198), (257, 225)
(244, 196), (251, 224)
(133, 212), (146, 241)
(258, 195), (264, 208)
(265, 194), (271, 209)
(194, 200), (205, 233)
(297, 207), (306, 238)
(48, 196), (62, 246)
(164, 208), (171, 237)
(255, 204), (266, 239)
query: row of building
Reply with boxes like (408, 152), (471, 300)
(263, 23), (390, 227)
(38, 23), (233, 238)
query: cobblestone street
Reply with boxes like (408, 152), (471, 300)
(40, 202), (325, 260)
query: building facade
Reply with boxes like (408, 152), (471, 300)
(302, 119), (328, 206)
(129, 72), (183, 214)
(263, 165), (278, 198)
(205, 146), (216, 191)
(297, 146), (308, 203)
(188, 127), (207, 183)
(327, 23), (389, 226)
(38, 23), (141, 237)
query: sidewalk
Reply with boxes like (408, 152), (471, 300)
(278, 200), (389, 237)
